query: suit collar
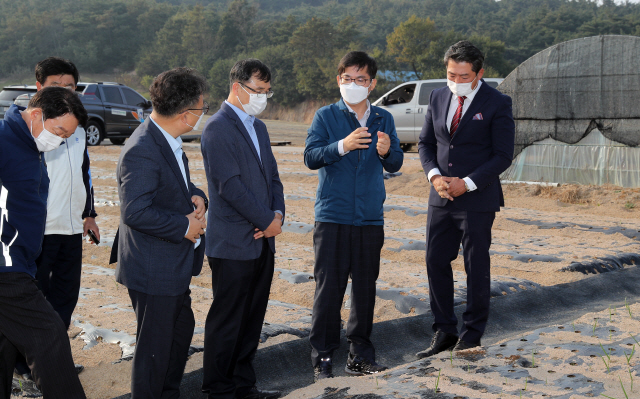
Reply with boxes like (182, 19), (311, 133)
(146, 119), (192, 203)
(220, 102), (265, 175)
(450, 80), (492, 140)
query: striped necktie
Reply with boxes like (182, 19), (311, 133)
(450, 96), (466, 137)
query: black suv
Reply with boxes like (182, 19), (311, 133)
(5, 82), (152, 146)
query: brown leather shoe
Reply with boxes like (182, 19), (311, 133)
(416, 331), (459, 359)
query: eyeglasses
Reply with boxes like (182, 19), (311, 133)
(340, 76), (372, 87)
(186, 101), (210, 115)
(239, 82), (274, 99)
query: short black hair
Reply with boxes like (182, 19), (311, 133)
(149, 67), (208, 117)
(28, 86), (88, 126)
(337, 51), (378, 80)
(443, 41), (485, 73)
(35, 57), (79, 85)
(229, 59), (271, 89)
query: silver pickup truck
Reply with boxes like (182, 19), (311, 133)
(372, 78), (503, 151)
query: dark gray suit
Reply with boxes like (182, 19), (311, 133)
(201, 102), (284, 399)
(114, 118), (207, 398)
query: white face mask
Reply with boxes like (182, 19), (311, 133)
(340, 82), (370, 105)
(186, 111), (204, 131)
(238, 85), (268, 116)
(32, 115), (64, 152)
(447, 75), (478, 97)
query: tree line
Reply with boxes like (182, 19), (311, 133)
(1, 0), (638, 106)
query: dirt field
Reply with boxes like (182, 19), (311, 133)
(12, 120), (640, 398)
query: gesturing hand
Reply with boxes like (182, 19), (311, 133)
(343, 127), (371, 152)
(376, 131), (390, 157)
(185, 211), (206, 243)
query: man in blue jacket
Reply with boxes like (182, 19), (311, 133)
(0, 87), (87, 398)
(304, 51), (403, 381)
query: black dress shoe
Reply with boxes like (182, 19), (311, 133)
(344, 352), (388, 376)
(415, 331), (459, 359)
(453, 339), (481, 352)
(236, 386), (281, 399)
(314, 358), (334, 382)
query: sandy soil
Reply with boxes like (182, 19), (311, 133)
(11, 121), (640, 398)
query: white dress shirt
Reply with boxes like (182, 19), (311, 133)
(427, 81), (483, 191)
(150, 116), (201, 248)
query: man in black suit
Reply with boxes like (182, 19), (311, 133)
(416, 41), (515, 358)
(113, 67), (208, 398)
(200, 59), (284, 399)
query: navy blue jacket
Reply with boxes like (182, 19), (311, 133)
(0, 105), (48, 277)
(304, 99), (403, 226)
(114, 119), (207, 296)
(201, 102), (285, 260)
(418, 82), (515, 212)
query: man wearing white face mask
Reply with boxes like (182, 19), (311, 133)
(113, 67), (208, 399)
(200, 59), (284, 399)
(0, 87), (88, 398)
(416, 41), (515, 358)
(304, 51), (403, 382)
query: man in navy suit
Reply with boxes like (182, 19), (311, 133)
(113, 67), (208, 398)
(201, 59), (284, 399)
(416, 41), (515, 358)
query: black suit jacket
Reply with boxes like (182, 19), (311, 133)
(418, 81), (515, 212)
(113, 119), (207, 296)
(201, 102), (285, 260)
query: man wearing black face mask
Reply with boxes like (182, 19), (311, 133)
(304, 51), (403, 382)
(416, 41), (515, 358)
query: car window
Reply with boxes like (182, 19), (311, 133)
(102, 87), (124, 104)
(418, 82), (447, 105)
(0, 89), (33, 102)
(385, 83), (416, 105)
(122, 88), (147, 107)
(485, 81), (500, 88)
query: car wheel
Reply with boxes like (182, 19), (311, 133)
(401, 143), (413, 152)
(110, 138), (125, 145)
(85, 121), (104, 146)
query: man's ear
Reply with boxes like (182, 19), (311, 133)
(36, 82), (43, 91)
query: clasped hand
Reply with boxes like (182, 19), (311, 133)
(253, 213), (283, 240)
(431, 175), (467, 200)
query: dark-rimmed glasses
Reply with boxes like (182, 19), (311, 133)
(239, 82), (274, 99)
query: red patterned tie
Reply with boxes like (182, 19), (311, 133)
(450, 96), (466, 137)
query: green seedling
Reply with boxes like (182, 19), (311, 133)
(524, 376), (528, 391)
(572, 321), (576, 332)
(629, 368), (634, 392)
(624, 345), (635, 366)
(610, 306), (613, 321)
(532, 351), (536, 367)
(593, 318), (598, 334)
(434, 369), (441, 392)
(602, 356), (610, 373)
(375, 375), (378, 389)
(620, 375), (630, 399)
(600, 342), (611, 362)
(630, 333), (640, 347)
(626, 297), (633, 318)
(450, 350), (453, 366)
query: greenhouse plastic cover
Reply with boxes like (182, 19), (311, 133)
(498, 35), (640, 159)
(501, 129), (640, 187)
